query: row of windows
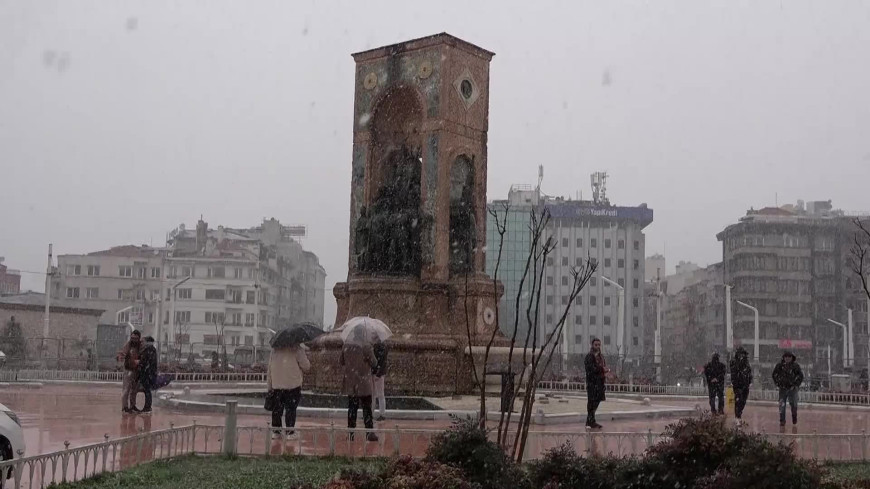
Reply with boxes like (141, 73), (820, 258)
(545, 294), (641, 309)
(65, 264), (162, 279)
(558, 238), (641, 251)
(546, 275), (640, 290)
(168, 310), (263, 327)
(547, 256), (640, 270)
(572, 335), (641, 347)
(68, 264), (259, 280)
(544, 313), (641, 327)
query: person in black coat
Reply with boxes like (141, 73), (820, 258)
(137, 336), (158, 413)
(703, 353), (727, 414)
(729, 346), (753, 420)
(584, 338), (609, 429)
(772, 351), (804, 427)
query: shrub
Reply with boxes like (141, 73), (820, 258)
(425, 415), (525, 489)
(326, 456), (478, 489)
(527, 443), (642, 489)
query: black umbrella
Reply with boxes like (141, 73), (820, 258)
(270, 323), (325, 348)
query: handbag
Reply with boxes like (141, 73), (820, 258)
(264, 389), (277, 411)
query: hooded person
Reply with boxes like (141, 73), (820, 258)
(772, 351), (804, 427)
(729, 346), (753, 420)
(137, 336), (158, 414)
(340, 326), (378, 441)
(584, 337), (609, 429)
(117, 330), (142, 414)
(703, 353), (726, 414)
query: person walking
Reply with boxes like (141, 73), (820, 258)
(584, 338), (608, 429)
(729, 346), (753, 420)
(703, 353), (726, 415)
(772, 351), (804, 428)
(371, 339), (388, 422)
(266, 344), (310, 440)
(137, 336), (158, 414)
(341, 334), (379, 442)
(117, 330), (142, 414)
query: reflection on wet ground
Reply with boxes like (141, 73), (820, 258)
(4, 384), (870, 457)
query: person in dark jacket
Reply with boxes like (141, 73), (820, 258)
(729, 346), (753, 420)
(584, 338), (609, 429)
(137, 336), (158, 414)
(371, 340), (388, 422)
(772, 351), (804, 427)
(703, 353), (726, 414)
(117, 330), (142, 414)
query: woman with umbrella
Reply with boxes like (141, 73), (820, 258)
(266, 324), (319, 440)
(337, 317), (391, 442)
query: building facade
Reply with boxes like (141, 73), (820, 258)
(485, 178), (654, 373)
(717, 201), (870, 380)
(0, 259), (21, 296)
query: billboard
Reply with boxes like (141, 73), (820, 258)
(545, 202), (654, 226)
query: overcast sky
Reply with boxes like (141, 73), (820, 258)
(2, 0), (869, 325)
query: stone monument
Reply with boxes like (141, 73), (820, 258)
(308, 33), (504, 395)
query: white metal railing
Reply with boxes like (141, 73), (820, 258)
(2, 419), (869, 489)
(537, 381), (870, 406)
(0, 369), (267, 384)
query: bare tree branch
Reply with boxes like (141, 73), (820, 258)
(850, 218), (870, 304)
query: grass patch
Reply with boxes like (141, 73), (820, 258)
(50, 455), (385, 489)
(825, 462), (870, 483)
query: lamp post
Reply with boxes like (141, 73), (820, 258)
(827, 317), (850, 369)
(654, 290), (663, 383)
(601, 276), (625, 369)
(736, 301), (759, 363)
(724, 285), (733, 352)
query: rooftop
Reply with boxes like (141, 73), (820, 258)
(0, 292), (103, 315)
(86, 245), (165, 258)
(352, 32), (495, 62)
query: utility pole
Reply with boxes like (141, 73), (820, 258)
(43, 244), (53, 338)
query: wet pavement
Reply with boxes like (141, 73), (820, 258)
(4, 384), (870, 457)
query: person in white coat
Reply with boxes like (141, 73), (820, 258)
(267, 345), (310, 439)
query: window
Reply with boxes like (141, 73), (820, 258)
(603, 335), (611, 345)
(574, 334), (583, 344)
(245, 335), (254, 346)
(618, 239), (625, 249)
(546, 314), (553, 324)
(562, 238), (569, 247)
(574, 315), (582, 325)
(118, 289), (126, 300)
(633, 279), (639, 289)
(175, 334), (190, 345)
(546, 257), (554, 267)
(633, 316), (639, 327)
(208, 267), (226, 278)
(246, 291), (256, 304)
(205, 311), (226, 324)
(118, 311), (130, 323)
(604, 239), (611, 249)
(66, 287), (80, 298)
(136, 267), (146, 279)
(591, 238), (597, 248)
(67, 264), (81, 276)
(633, 241), (639, 251)
(561, 276), (568, 286)
(119, 266), (132, 277)
(618, 259), (625, 268)
(633, 298), (639, 308)
(561, 257), (568, 266)
(136, 289), (145, 300)
(177, 288), (192, 299)
(182, 266), (194, 278)
(245, 313), (255, 326)
(590, 277), (597, 286)
(604, 258), (611, 268)
(604, 297), (611, 306)
(546, 295), (554, 305)
(248, 268), (255, 279)
(617, 278), (624, 287)
(151, 267), (161, 278)
(574, 296), (582, 306)
(205, 289), (225, 300)
(632, 336), (639, 346)
(230, 312), (242, 326)
(561, 295), (569, 305)
(87, 265), (100, 276)
(86, 287), (99, 299)
(575, 257), (583, 266)
(590, 315), (597, 325)
(576, 238), (583, 248)
(590, 296), (597, 306)
(633, 259), (639, 270)
(546, 276), (554, 286)
(174, 311), (191, 323)
(234, 268), (243, 279)
(167, 266), (177, 278)
(228, 289), (242, 303)
(203, 335), (219, 345)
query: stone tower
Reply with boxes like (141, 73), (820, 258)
(333, 33), (501, 341)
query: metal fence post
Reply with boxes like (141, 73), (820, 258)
(863, 430), (868, 462)
(647, 428), (654, 449)
(393, 425), (401, 456)
(223, 400), (238, 456)
(329, 421), (336, 456)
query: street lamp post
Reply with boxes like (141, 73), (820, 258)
(724, 285), (734, 352)
(654, 290), (663, 383)
(601, 276), (625, 370)
(735, 301), (759, 363)
(827, 317), (850, 369)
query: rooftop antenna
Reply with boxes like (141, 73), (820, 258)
(537, 165), (544, 192)
(591, 171), (609, 205)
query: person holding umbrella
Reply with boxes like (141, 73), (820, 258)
(266, 324), (319, 440)
(341, 326), (379, 441)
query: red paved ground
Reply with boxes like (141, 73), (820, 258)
(4, 384), (870, 458)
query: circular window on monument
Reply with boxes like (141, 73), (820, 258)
(460, 79), (473, 99)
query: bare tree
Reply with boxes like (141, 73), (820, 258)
(850, 217), (870, 304)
